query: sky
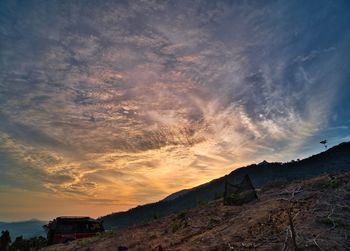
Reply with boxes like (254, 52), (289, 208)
(1, 0), (350, 221)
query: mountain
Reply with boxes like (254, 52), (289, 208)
(44, 169), (350, 250)
(0, 219), (47, 240)
(161, 188), (191, 202)
(100, 142), (350, 229)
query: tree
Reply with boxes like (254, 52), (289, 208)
(320, 139), (327, 149)
(9, 236), (26, 251)
(0, 230), (11, 251)
(8, 236), (47, 251)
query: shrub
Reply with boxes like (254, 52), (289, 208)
(170, 221), (180, 233)
(176, 210), (187, 220)
(327, 178), (340, 188)
(79, 237), (97, 247)
(228, 192), (240, 200)
(214, 191), (224, 200)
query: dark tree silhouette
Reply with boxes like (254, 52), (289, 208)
(8, 236), (46, 251)
(320, 139), (327, 149)
(8, 236), (27, 251)
(0, 230), (11, 251)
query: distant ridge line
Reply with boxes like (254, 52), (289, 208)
(101, 141), (350, 229)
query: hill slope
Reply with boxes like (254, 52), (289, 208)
(101, 142), (350, 229)
(45, 170), (350, 251)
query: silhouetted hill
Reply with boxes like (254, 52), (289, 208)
(161, 188), (191, 202)
(101, 142), (350, 229)
(45, 171), (350, 251)
(0, 219), (47, 239)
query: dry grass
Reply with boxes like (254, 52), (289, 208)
(44, 171), (350, 251)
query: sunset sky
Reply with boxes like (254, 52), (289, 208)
(1, 0), (350, 221)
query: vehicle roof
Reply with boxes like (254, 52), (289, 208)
(54, 216), (100, 223)
(56, 216), (91, 220)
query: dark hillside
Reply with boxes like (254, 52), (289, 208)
(101, 142), (350, 229)
(46, 170), (350, 251)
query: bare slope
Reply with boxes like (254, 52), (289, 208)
(44, 170), (350, 251)
(101, 142), (350, 230)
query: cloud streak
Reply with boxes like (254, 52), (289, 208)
(0, 0), (349, 220)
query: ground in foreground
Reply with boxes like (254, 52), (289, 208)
(44, 171), (350, 251)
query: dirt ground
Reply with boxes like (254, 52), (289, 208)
(44, 171), (350, 251)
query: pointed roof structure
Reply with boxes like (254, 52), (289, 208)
(224, 174), (258, 205)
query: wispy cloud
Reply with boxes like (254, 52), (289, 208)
(0, 0), (349, 220)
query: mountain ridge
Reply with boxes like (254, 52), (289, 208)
(0, 219), (47, 239)
(4, 142), (349, 238)
(100, 141), (350, 229)
(45, 167), (350, 250)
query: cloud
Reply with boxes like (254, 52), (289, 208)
(0, 0), (349, 220)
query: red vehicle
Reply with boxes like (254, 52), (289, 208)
(44, 216), (104, 245)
